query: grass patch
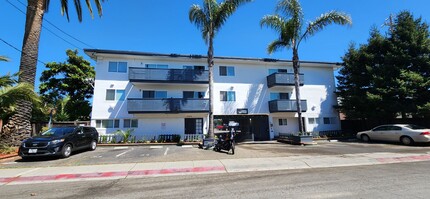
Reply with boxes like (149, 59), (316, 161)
(0, 144), (17, 155)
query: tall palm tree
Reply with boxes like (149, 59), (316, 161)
(0, 72), (40, 146)
(7, 0), (104, 146)
(189, 0), (252, 138)
(0, 56), (8, 62)
(261, 0), (351, 133)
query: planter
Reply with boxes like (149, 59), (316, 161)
(291, 135), (313, 145)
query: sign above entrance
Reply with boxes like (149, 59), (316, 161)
(237, 108), (248, 114)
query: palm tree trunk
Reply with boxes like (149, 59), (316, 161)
(6, 0), (46, 146)
(293, 48), (304, 133)
(207, 37), (214, 138)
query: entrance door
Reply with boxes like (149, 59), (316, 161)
(185, 118), (203, 134)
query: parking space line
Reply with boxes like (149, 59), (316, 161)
(114, 147), (129, 150)
(164, 147), (169, 156)
(116, 148), (134, 158)
(150, 146), (163, 149)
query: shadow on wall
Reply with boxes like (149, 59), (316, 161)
(243, 83), (267, 114)
(108, 82), (134, 119)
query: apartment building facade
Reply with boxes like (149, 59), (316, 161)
(84, 49), (341, 141)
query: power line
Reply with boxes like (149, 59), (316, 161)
(16, 0), (96, 48)
(6, 0), (92, 50)
(0, 38), (47, 65)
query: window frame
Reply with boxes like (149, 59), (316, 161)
(106, 89), (125, 101)
(124, 119), (138, 128)
(278, 118), (288, 126)
(108, 61), (127, 73)
(219, 66), (235, 76)
(220, 91), (236, 101)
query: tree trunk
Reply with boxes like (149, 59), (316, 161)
(207, 37), (214, 138)
(292, 48), (304, 133)
(4, 0), (46, 146)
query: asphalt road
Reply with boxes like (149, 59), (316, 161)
(1, 161), (429, 199)
(1, 140), (430, 169)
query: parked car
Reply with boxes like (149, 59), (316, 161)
(19, 126), (99, 159)
(356, 124), (430, 145)
(216, 124), (228, 130)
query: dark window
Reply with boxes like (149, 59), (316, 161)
(279, 119), (287, 126)
(373, 126), (389, 131)
(220, 91), (235, 101)
(279, 93), (289, 100)
(143, 91), (155, 99)
(183, 91), (194, 99)
(219, 66), (235, 76)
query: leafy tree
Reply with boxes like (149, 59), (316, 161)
(261, 0), (352, 133)
(39, 49), (94, 121)
(189, 0), (252, 138)
(337, 11), (430, 119)
(8, 0), (104, 146)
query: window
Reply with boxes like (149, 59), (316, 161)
(269, 69), (289, 74)
(220, 91), (236, 101)
(279, 119), (288, 126)
(270, 93), (289, 100)
(142, 90), (167, 99)
(308, 118), (319, 125)
(124, 119), (138, 128)
(96, 119), (119, 128)
(108, 62), (127, 73)
(323, 117), (337, 125)
(146, 64), (168, 69)
(183, 65), (205, 70)
(106, 89), (125, 101)
(183, 91), (205, 99)
(219, 66), (235, 76)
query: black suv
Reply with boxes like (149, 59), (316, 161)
(19, 126), (99, 159)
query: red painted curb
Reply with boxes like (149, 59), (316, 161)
(0, 166), (225, 184)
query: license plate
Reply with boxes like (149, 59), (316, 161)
(28, 149), (37, 153)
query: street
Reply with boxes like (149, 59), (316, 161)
(2, 140), (430, 169)
(1, 161), (429, 199)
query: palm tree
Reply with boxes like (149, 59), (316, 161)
(261, 0), (351, 133)
(0, 72), (40, 146)
(189, 0), (252, 138)
(7, 0), (104, 146)
(0, 56), (8, 62)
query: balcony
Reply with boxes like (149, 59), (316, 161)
(127, 98), (209, 114)
(266, 73), (304, 88)
(268, 99), (307, 113)
(129, 67), (209, 84)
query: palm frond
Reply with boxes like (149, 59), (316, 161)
(303, 11), (352, 40)
(60, 0), (104, 22)
(0, 83), (40, 109)
(267, 40), (290, 54)
(260, 15), (285, 33)
(216, 0), (252, 31)
(189, 4), (209, 41)
(276, 0), (303, 20)
(0, 56), (9, 62)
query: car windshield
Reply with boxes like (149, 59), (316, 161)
(405, 124), (427, 130)
(41, 127), (75, 137)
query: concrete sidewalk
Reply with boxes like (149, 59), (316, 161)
(1, 152), (430, 185)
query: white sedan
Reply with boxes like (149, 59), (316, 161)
(356, 124), (430, 145)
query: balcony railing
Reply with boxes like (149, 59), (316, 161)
(129, 67), (209, 83)
(268, 99), (307, 113)
(127, 98), (209, 114)
(267, 73), (304, 88)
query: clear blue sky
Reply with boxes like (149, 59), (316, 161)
(1, 0), (430, 88)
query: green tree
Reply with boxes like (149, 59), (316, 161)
(261, 0), (352, 133)
(337, 11), (430, 119)
(39, 49), (94, 121)
(189, 0), (252, 138)
(8, 0), (104, 146)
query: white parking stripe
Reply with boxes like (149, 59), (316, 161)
(164, 147), (169, 156)
(113, 147), (129, 150)
(115, 148), (133, 157)
(150, 146), (163, 149)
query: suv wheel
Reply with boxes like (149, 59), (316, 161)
(90, 140), (97, 151)
(61, 144), (72, 158)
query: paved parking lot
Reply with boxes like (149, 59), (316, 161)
(1, 140), (430, 169)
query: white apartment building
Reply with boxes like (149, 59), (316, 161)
(84, 49), (341, 141)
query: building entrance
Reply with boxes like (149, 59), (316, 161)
(214, 115), (270, 141)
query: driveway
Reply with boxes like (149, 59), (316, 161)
(1, 140), (430, 169)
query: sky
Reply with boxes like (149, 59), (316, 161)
(1, 0), (430, 88)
